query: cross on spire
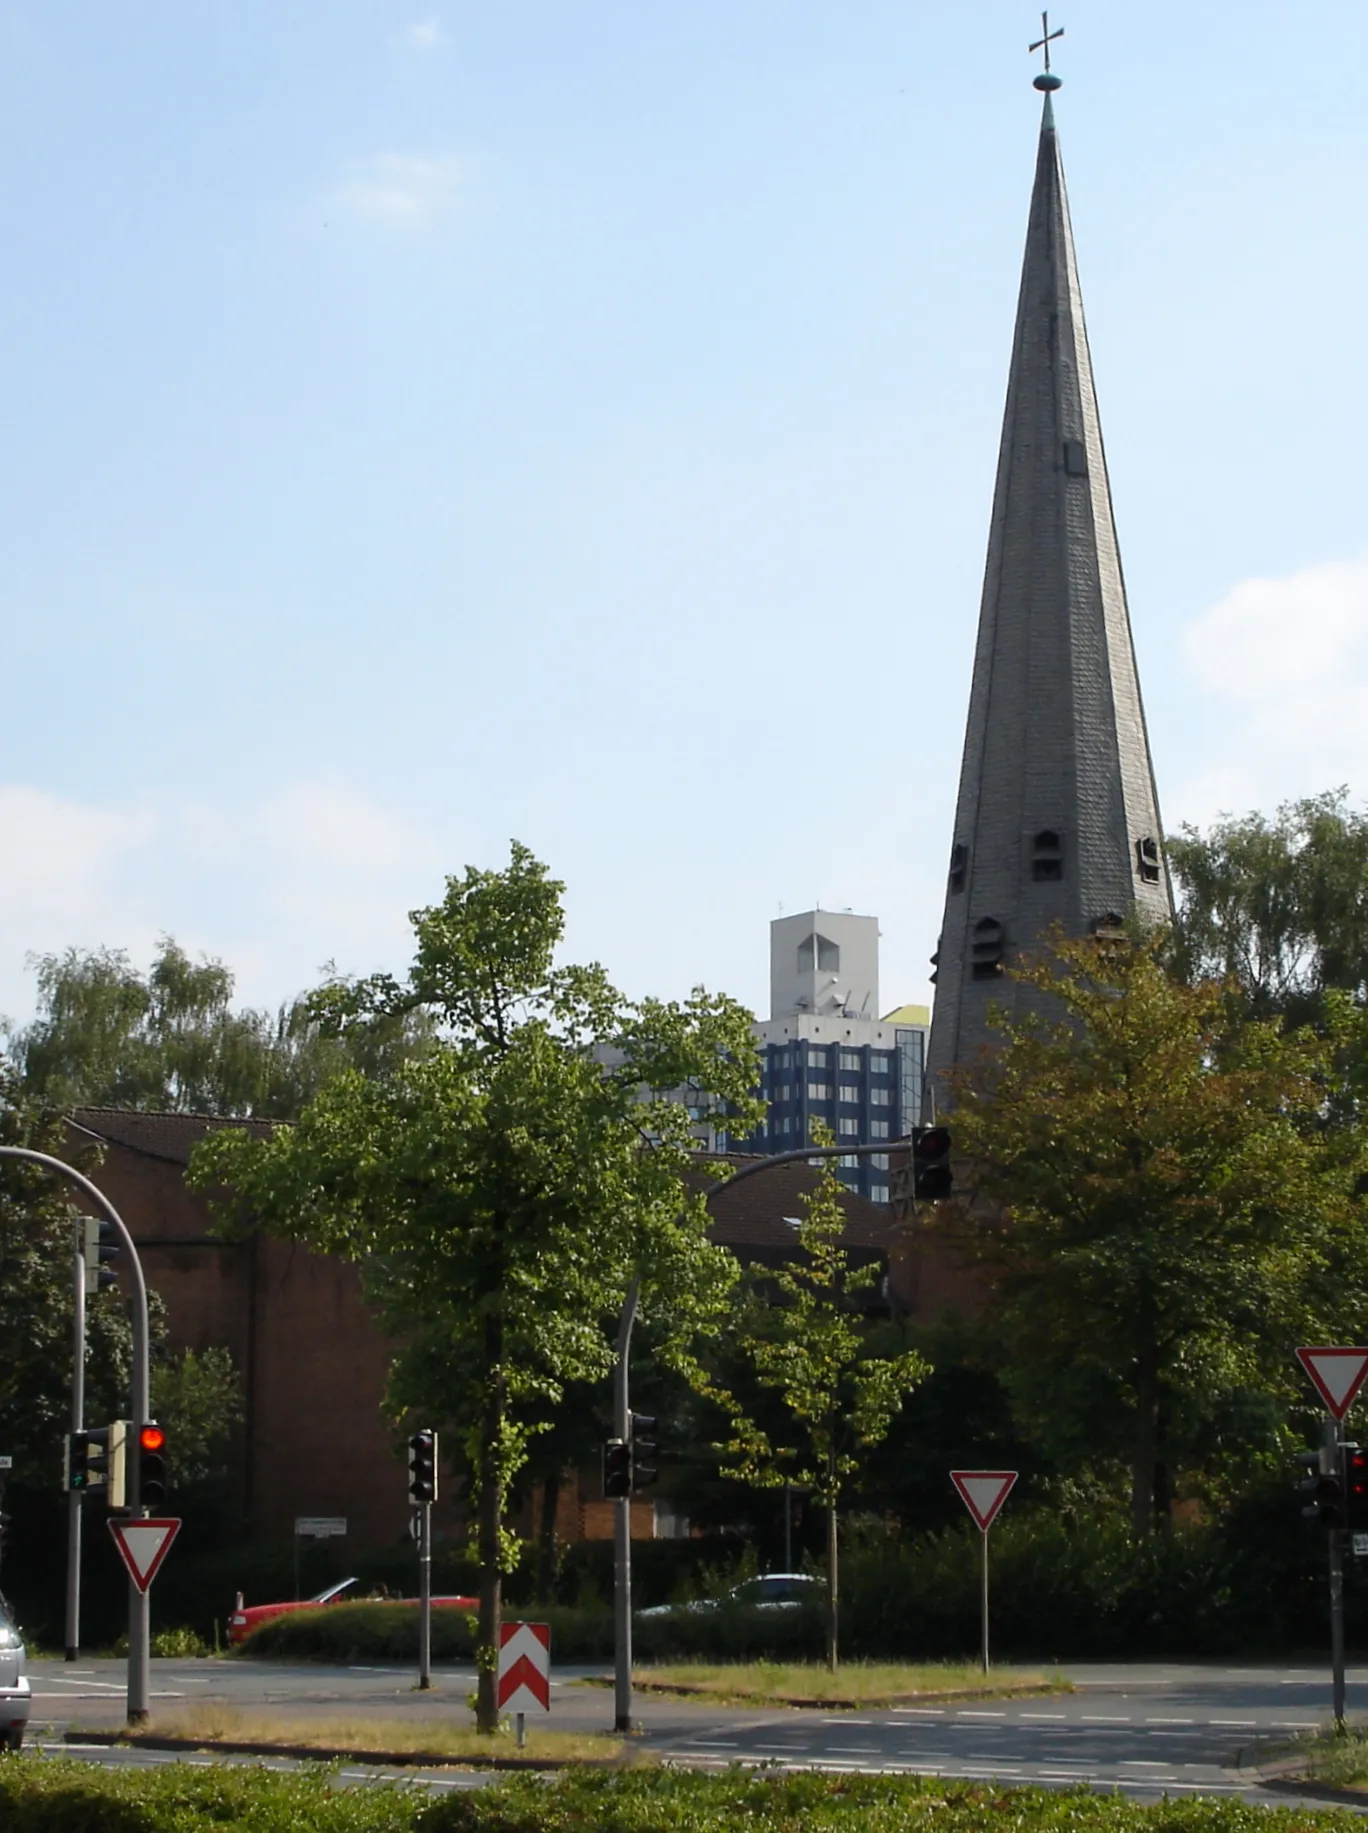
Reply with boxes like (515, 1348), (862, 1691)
(1028, 11), (1064, 74)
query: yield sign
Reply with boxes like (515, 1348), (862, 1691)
(1296, 1347), (1368, 1421)
(951, 1470), (1017, 1532)
(108, 1517), (181, 1594)
(496, 1620), (550, 1714)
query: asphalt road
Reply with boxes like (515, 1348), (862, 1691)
(24, 1655), (1368, 1806)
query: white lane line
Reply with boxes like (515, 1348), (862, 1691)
(824, 1717), (873, 1725)
(1037, 1771), (1094, 1781)
(685, 1739), (738, 1747)
(1272, 1721), (1319, 1729)
(1144, 1717), (1193, 1725)
(1020, 1712), (1067, 1721)
(891, 1707), (944, 1716)
(957, 1709), (1006, 1718)
(1082, 1714), (1132, 1723)
(828, 1746), (880, 1754)
(1210, 1719), (1257, 1728)
(1120, 1760), (1175, 1770)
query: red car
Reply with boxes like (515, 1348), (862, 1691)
(228, 1577), (478, 1647)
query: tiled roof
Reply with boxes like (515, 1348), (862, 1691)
(66, 1111), (895, 1254)
(67, 1107), (274, 1167)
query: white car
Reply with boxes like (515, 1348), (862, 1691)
(637, 1572), (822, 1619)
(0, 1595), (31, 1751)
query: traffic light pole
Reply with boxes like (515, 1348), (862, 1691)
(66, 1217), (86, 1661)
(612, 1276), (639, 1734)
(418, 1501), (433, 1690)
(0, 1146), (152, 1725)
(1325, 1415), (1347, 1731)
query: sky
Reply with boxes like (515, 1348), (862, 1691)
(2, 2), (1367, 1032)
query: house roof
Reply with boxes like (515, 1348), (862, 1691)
(66, 1110), (896, 1256)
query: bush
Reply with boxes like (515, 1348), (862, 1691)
(240, 1601), (615, 1664)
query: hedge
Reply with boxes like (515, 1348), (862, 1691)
(2, 1761), (1363, 1833)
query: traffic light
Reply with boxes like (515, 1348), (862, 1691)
(82, 1216), (120, 1296)
(603, 1438), (632, 1500)
(1296, 1450), (1346, 1528)
(629, 1414), (658, 1493)
(1346, 1445), (1368, 1533)
(407, 1430), (438, 1504)
(64, 1423), (127, 1507)
(912, 1126), (954, 1201)
(135, 1422), (167, 1510)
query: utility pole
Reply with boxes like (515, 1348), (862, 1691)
(66, 1216), (86, 1660)
(612, 1277), (639, 1734)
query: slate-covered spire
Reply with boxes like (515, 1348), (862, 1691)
(925, 75), (1172, 1098)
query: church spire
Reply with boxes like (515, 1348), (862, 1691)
(924, 58), (1172, 1096)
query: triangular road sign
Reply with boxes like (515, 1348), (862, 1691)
(108, 1517), (181, 1594)
(951, 1470), (1017, 1532)
(1296, 1347), (1368, 1421)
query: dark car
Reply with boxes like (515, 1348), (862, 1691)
(637, 1572), (822, 1619)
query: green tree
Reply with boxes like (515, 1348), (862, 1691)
(6, 938), (432, 1120)
(0, 1070), (133, 1488)
(188, 842), (763, 1731)
(150, 1347), (242, 1493)
(718, 1145), (929, 1668)
(1168, 789), (1368, 1024)
(945, 931), (1368, 1537)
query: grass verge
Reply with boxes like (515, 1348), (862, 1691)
(4, 1761), (1365, 1830)
(589, 1658), (1067, 1707)
(1279, 1727), (1368, 1791)
(84, 1702), (625, 1764)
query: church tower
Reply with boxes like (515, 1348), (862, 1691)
(925, 54), (1172, 1097)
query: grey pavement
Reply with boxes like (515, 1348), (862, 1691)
(24, 1655), (1368, 1807)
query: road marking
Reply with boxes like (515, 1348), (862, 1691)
(957, 1709), (1005, 1718)
(1120, 1760), (1175, 1770)
(824, 1716), (873, 1724)
(1082, 1714), (1131, 1723)
(1272, 1721), (1319, 1730)
(828, 1745), (880, 1754)
(1210, 1719), (1257, 1728)
(1020, 1712), (1067, 1720)
(1144, 1717), (1193, 1725)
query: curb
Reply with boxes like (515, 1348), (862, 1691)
(620, 1680), (1066, 1711)
(62, 1730), (622, 1771)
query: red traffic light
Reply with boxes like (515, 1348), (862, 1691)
(138, 1424), (165, 1453)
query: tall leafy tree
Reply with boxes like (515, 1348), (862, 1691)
(6, 938), (431, 1119)
(944, 931), (1368, 1537)
(189, 843), (763, 1731)
(718, 1144), (929, 1668)
(1168, 789), (1368, 1024)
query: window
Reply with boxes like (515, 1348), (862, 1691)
(797, 933), (840, 974)
(839, 1050), (862, 1072)
(870, 1087), (892, 1107)
(839, 1117), (859, 1137)
(870, 1182), (889, 1203)
(1031, 829), (1064, 882)
(807, 1081), (831, 1100)
(870, 1153), (889, 1170)
(1063, 437), (1088, 476)
(839, 1154), (859, 1169)
(949, 842), (968, 894)
(777, 1114), (792, 1135)
(808, 1046), (829, 1068)
(870, 1119), (889, 1139)
(971, 916), (1006, 980)
(870, 1051), (890, 1073)
(838, 1082), (860, 1104)
(1136, 836), (1162, 884)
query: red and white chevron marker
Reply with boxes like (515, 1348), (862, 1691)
(497, 1620), (551, 1715)
(1296, 1347), (1368, 1421)
(950, 1471), (1017, 1532)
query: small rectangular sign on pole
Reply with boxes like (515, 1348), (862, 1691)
(294, 1517), (347, 1539)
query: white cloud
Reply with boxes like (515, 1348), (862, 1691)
(0, 782), (449, 1029)
(400, 16), (445, 52)
(1177, 555), (1368, 824)
(334, 152), (465, 228)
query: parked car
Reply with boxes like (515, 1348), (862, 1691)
(227, 1577), (479, 1647)
(637, 1572), (823, 1619)
(0, 1594), (31, 1750)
